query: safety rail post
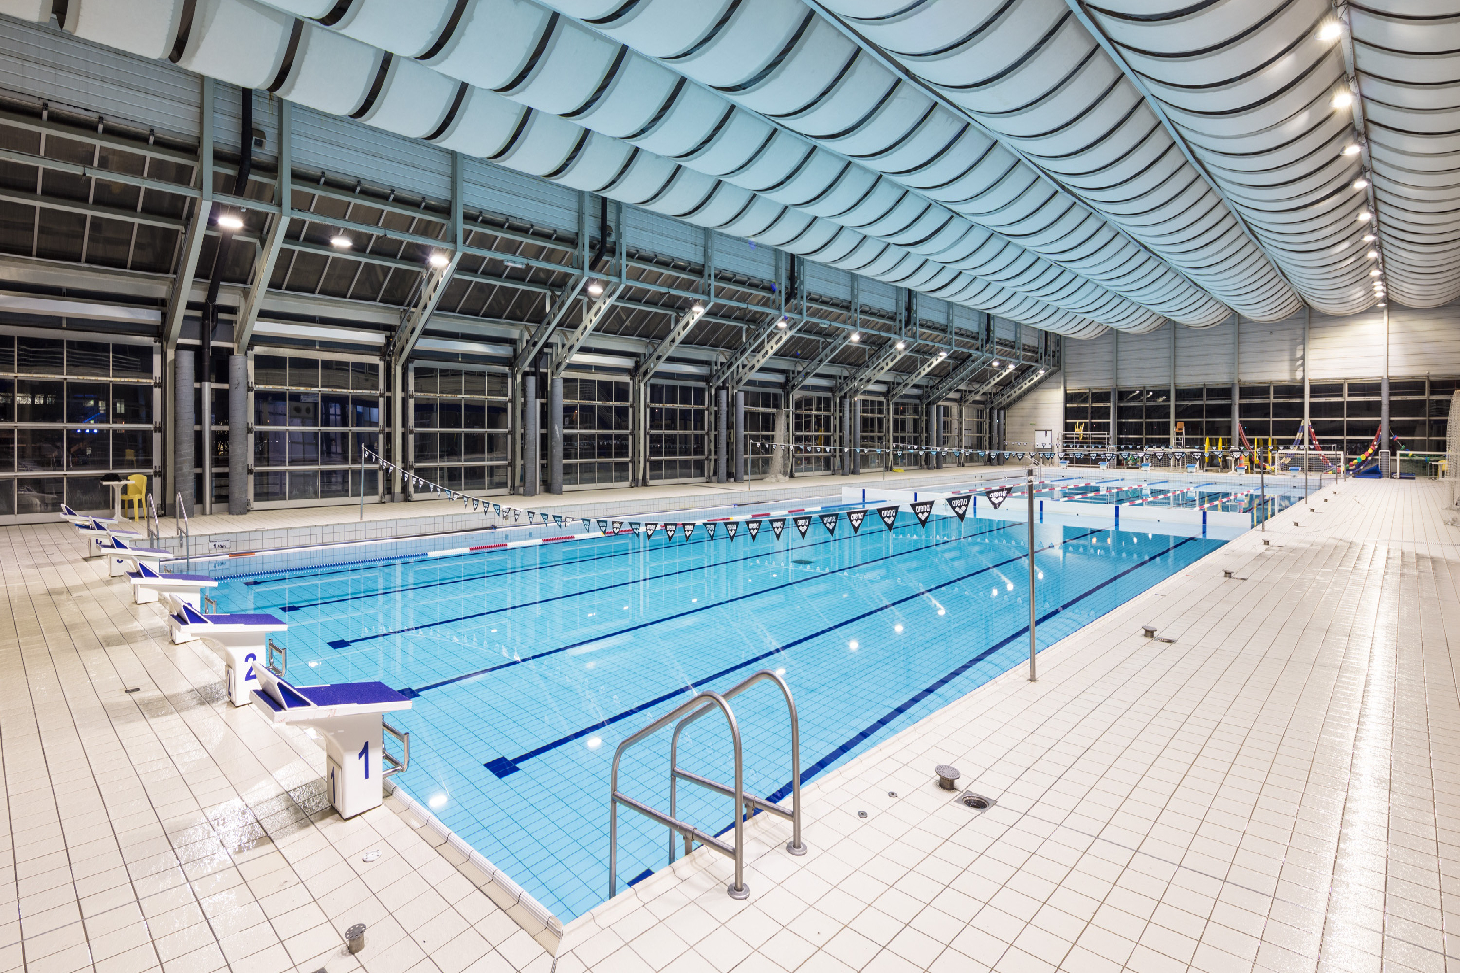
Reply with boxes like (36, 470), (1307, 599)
(265, 638), (286, 677)
(610, 690), (747, 900)
(175, 491), (190, 570)
(668, 669), (805, 864)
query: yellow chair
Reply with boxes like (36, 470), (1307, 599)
(122, 473), (147, 521)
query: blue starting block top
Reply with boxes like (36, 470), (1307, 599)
(254, 680), (410, 713)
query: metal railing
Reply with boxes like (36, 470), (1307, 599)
(201, 593), (217, 614)
(266, 638), (286, 677)
(175, 491), (190, 570)
(146, 492), (160, 548)
(382, 721), (410, 778)
(609, 669), (805, 901)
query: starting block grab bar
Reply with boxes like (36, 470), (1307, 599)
(383, 720), (409, 778)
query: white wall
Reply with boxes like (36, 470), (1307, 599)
(1005, 378), (1063, 447)
(1063, 300), (1460, 390)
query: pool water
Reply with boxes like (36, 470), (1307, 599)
(213, 510), (1226, 920)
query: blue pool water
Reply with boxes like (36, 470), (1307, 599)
(212, 509), (1226, 920)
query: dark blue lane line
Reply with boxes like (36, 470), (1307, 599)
(481, 527), (1109, 778)
(764, 534), (1199, 802)
(404, 520), (1024, 699)
(331, 520), (992, 648)
(291, 516), (939, 629)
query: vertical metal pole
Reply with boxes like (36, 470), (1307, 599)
(228, 353), (248, 515)
(1381, 303), (1391, 477)
(715, 386), (727, 483)
(1027, 465), (1037, 682)
(1260, 468), (1265, 532)
(359, 442), (365, 521)
(734, 389), (745, 482)
(1303, 306), (1310, 498)
(549, 374), (564, 495)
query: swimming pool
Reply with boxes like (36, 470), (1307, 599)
(210, 507), (1226, 920)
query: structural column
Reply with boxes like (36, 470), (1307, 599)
(548, 374), (564, 495)
(932, 404), (943, 469)
(851, 398), (862, 474)
(715, 387), (727, 483)
(228, 354), (248, 515)
(1381, 304), (1391, 472)
(734, 390), (745, 481)
(1169, 322), (1176, 448)
(1231, 315), (1241, 446)
(1110, 330), (1119, 449)
(523, 372), (539, 497)
(174, 349), (195, 515)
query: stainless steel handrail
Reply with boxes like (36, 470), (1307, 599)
(174, 491), (190, 570)
(146, 492), (160, 548)
(202, 593), (218, 614)
(383, 720), (410, 778)
(668, 669), (805, 863)
(610, 690), (747, 900)
(266, 638), (286, 677)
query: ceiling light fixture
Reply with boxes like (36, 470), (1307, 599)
(501, 259), (527, 270)
(1342, 142), (1363, 156)
(1319, 21), (1343, 42)
(1332, 90), (1354, 110)
(586, 279), (604, 296)
(690, 303), (705, 315)
(1370, 269), (1382, 277)
(1366, 250), (1378, 259)
(330, 233), (352, 249)
(849, 332), (860, 343)
(1356, 210), (1372, 222)
(894, 340), (905, 350)
(217, 213), (243, 231)
(1363, 233), (1376, 242)
(1352, 177), (1369, 190)
(937, 350), (947, 358)
(428, 252), (450, 269)
(774, 317), (787, 328)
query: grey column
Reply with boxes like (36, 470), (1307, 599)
(1111, 330), (1119, 449)
(523, 372), (539, 497)
(933, 405), (943, 469)
(548, 374), (563, 495)
(851, 398), (862, 474)
(1169, 322), (1177, 447)
(174, 349), (195, 515)
(1232, 315), (1241, 445)
(734, 390), (745, 481)
(715, 387), (727, 483)
(1381, 304), (1391, 455)
(839, 397), (849, 475)
(228, 354), (248, 515)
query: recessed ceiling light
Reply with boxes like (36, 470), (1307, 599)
(330, 233), (352, 249)
(1342, 142), (1363, 156)
(1363, 233), (1376, 242)
(1366, 250), (1378, 259)
(1332, 90), (1354, 110)
(1319, 21), (1343, 41)
(1352, 177), (1369, 190)
(428, 252), (450, 269)
(1370, 269), (1382, 277)
(217, 213), (243, 231)
(1377, 302), (1386, 306)
(1356, 210), (1372, 222)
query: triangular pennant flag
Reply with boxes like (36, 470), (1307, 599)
(793, 516), (811, 539)
(553, 514), (564, 528)
(528, 510), (537, 523)
(946, 495), (971, 522)
(611, 521), (623, 534)
(665, 523), (678, 540)
(746, 520), (761, 541)
(683, 523), (695, 540)
(819, 513), (838, 536)
(580, 518), (592, 532)
(646, 522), (660, 538)
(706, 522), (717, 540)
(630, 522), (642, 534)
(726, 521), (739, 541)
(984, 486), (1012, 509)
(910, 500), (935, 527)
(877, 505), (899, 530)
(846, 509), (867, 533)
(473, 498), (480, 512)
(597, 519), (609, 534)
(770, 518), (786, 540)
(463, 496), (470, 509)
(493, 503), (501, 516)
(513, 508), (521, 522)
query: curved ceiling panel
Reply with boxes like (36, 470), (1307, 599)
(810, 0), (1323, 319)
(30, 0), (1113, 338)
(1347, 1), (1460, 308)
(1071, 0), (1381, 314)
(246, 0), (1208, 334)
(537, 0), (1265, 326)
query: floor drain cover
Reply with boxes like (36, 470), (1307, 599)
(857, 810), (868, 819)
(958, 790), (995, 811)
(124, 687), (140, 694)
(888, 791), (897, 798)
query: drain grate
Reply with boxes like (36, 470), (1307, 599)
(957, 790), (995, 812)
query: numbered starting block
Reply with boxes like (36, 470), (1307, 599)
(128, 561), (217, 607)
(60, 503), (117, 527)
(168, 602), (287, 706)
(101, 533), (175, 577)
(73, 519), (141, 561)
(250, 665), (411, 819)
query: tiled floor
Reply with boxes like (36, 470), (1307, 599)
(6, 476), (1456, 973)
(553, 479), (1460, 973)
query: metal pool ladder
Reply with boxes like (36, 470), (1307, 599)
(609, 669), (805, 901)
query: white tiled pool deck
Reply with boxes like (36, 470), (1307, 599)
(3, 477), (1457, 972)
